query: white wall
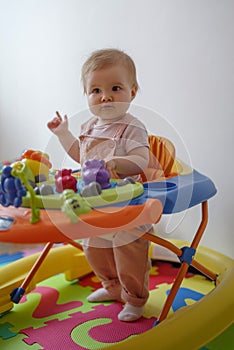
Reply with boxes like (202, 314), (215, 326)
(0, 0), (233, 258)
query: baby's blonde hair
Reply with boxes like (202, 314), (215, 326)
(81, 48), (139, 93)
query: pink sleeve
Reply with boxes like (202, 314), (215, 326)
(122, 119), (149, 154)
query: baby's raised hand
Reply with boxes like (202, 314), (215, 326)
(47, 111), (69, 135)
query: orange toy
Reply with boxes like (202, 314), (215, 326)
(21, 149), (52, 180)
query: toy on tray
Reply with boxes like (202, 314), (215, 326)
(82, 159), (111, 189)
(0, 150), (142, 224)
(21, 149), (52, 181)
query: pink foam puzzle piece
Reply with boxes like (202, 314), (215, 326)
(87, 303), (156, 343)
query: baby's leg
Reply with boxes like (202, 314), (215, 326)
(113, 232), (151, 321)
(83, 237), (121, 302)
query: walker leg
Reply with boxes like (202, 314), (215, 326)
(10, 242), (54, 303)
(67, 239), (83, 251)
(191, 259), (217, 281)
(154, 201), (209, 325)
(155, 262), (190, 325)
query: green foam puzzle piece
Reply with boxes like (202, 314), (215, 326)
(0, 322), (17, 339)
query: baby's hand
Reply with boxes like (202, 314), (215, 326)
(47, 111), (69, 135)
(105, 160), (119, 179)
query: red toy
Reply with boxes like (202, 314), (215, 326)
(55, 169), (77, 193)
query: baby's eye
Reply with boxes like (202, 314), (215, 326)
(92, 88), (101, 94)
(112, 86), (121, 91)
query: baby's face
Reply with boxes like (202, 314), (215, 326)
(85, 65), (137, 123)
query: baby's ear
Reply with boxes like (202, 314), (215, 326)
(131, 84), (138, 100)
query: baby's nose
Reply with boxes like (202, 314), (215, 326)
(101, 92), (112, 102)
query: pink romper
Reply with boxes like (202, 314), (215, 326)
(79, 113), (152, 306)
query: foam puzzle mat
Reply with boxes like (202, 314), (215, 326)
(0, 245), (233, 350)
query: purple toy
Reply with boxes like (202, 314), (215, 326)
(82, 159), (111, 189)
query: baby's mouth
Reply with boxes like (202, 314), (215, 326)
(100, 103), (114, 110)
